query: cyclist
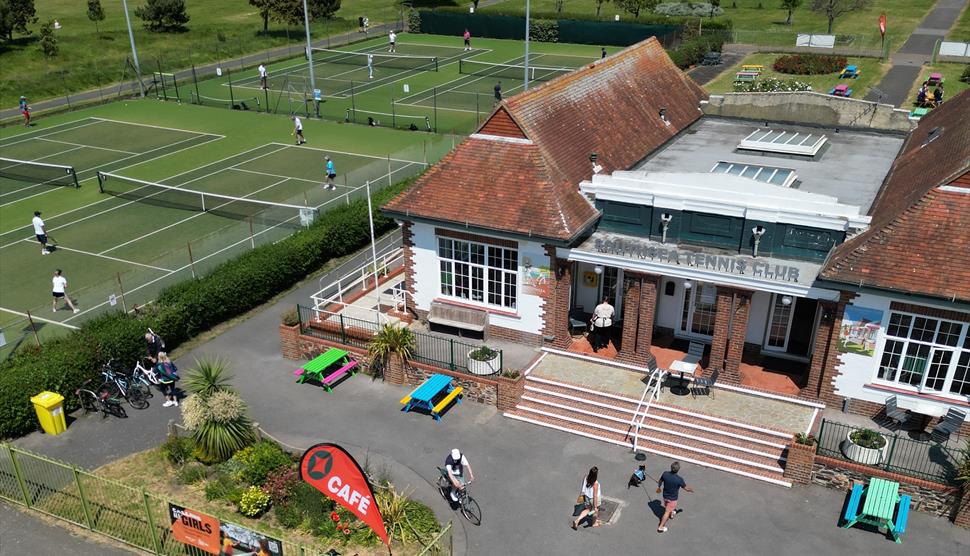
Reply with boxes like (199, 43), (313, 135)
(445, 449), (475, 502)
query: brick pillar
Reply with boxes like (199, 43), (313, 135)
(619, 274), (642, 358)
(496, 373), (525, 411)
(542, 247), (573, 349)
(708, 287), (734, 373)
(280, 324), (301, 360)
(817, 292), (856, 408)
(635, 274), (659, 360)
(401, 221), (417, 300)
(954, 486), (970, 529)
(783, 437), (817, 485)
(801, 300), (836, 400)
(724, 289), (752, 379)
(385, 354), (405, 385)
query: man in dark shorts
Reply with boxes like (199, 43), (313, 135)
(656, 461), (693, 533)
(601, 47), (607, 59)
(494, 81), (502, 102)
(32, 211), (50, 255)
(51, 269), (79, 313)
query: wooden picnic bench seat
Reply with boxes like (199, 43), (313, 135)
(735, 71), (759, 82)
(321, 360), (357, 392)
(844, 483), (864, 523)
(894, 495), (911, 535)
(741, 64), (764, 72)
(432, 386), (463, 419)
(429, 301), (488, 334)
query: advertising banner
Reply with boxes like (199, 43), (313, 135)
(300, 443), (389, 546)
(220, 521), (284, 556)
(169, 503), (220, 555)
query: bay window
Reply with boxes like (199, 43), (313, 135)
(876, 312), (970, 397)
(438, 237), (517, 310)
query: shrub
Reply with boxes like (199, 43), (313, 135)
(772, 54), (846, 75)
(668, 33), (725, 69)
(232, 441), (292, 486)
(160, 435), (195, 466)
(204, 470), (245, 503)
(733, 77), (812, 92)
(405, 8), (422, 32)
(529, 19), (558, 42)
(281, 307), (300, 327)
(469, 346), (498, 361)
(850, 428), (886, 450)
(134, 0), (190, 32)
(654, 2), (724, 17)
(274, 481), (334, 530)
(182, 359), (256, 464)
(263, 466), (300, 506)
(176, 462), (208, 484)
(961, 65), (970, 83)
(238, 485), (271, 517)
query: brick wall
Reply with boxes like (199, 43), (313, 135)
(782, 438), (816, 485)
(496, 372), (526, 411)
(541, 247), (573, 349)
(725, 290), (752, 377)
(954, 488), (970, 528)
(636, 274), (659, 360)
(801, 300), (837, 400)
(817, 291), (856, 408)
(280, 324), (301, 360)
(403, 360), (497, 406)
(401, 221), (416, 299)
(619, 275), (642, 359)
(487, 323), (542, 345)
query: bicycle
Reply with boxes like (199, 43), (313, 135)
(437, 467), (481, 526)
(99, 359), (150, 409)
(130, 358), (161, 391)
(76, 380), (127, 419)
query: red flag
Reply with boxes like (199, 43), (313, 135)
(879, 14), (887, 37)
(300, 443), (389, 546)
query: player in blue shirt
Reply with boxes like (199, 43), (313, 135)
(19, 96), (31, 127)
(324, 156), (336, 191)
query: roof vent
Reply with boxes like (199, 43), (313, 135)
(590, 153), (603, 174)
(659, 107), (671, 126)
(738, 129), (827, 156)
(923, 126), (943, 147)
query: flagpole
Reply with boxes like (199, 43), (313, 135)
(121, 0), (144, 97)
(366, 181), (381, 323)
(524, 0), (531, 91)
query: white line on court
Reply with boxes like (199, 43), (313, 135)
(37, 137), (138, 155)
(0, 119), (106, 148)
(0, 146), (86, 199)
(229, 167), (322, 185)
(266, 142), (426, 165)
(91, 117), (227, 138)
(52, 245), (174, 272)
(0, 307), (80, 329)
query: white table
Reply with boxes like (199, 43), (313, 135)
(668, 359), (698, 395)
(897, 398), (947, 439)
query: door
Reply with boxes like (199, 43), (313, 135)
(680, 282), (716, 338)
(763, 295), (817, 356)
(764, 294), (795, 352)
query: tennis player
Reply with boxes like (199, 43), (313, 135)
(463, 29), (471, 51)
(494, 82), (502, 102)
(32, 211), (50, 255)
(388, 30), (397, 53)
(258, 64), (268, 89)
(367, 54), (374, 79)
(291, 116), (305, 145)
(19, 96), (30, 127)
(325, 156), (336, 190)
(52, 269), (79, 313)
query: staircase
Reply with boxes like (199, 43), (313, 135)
(504, 374), (793, 487)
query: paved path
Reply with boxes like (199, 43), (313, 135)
(686, 49), (748, 86)
(0, 503), (135, 555)
(866, 0), (967, 106)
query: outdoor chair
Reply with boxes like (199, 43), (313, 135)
(930, 408), (967, 444)
(568, 306), (587, 335)
(882, 395), (910, 429)
(692, 368), (719, 399)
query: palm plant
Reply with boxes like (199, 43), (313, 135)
(185, 357), (235, 397)
(181, 358), (255, 463)
(368, 324), (417, 371)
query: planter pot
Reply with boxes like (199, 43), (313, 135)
(840, 431), (889, 465)
(467, 350), (499, 376)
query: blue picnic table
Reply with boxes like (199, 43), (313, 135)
(839, 65), (860, 79)
(842, 478), (910, 543)
(400, 373), (463, 421)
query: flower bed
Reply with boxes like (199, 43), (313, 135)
(773, 54), (847, 75)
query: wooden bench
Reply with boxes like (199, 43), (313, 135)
(429, 301), (488, 335)
(843, 483), (864, 523)
(735, 71), (759, 82)
(431, 386), (463, 421)
(894, 495), (911, 535)
(741, 64), (764, 73)
(320, 360), (357, 393)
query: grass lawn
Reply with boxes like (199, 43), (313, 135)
(703, 52), (889, 96)
(901, 62), (970, 112)
(948, 2), (970, 40)
(0, 0), (408, 107)
(484, 0), (934, 52)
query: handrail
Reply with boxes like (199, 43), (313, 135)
(311, 246), (405, 315)
(629, 367), (666, 454)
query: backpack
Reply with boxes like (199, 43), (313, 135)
(157, 361), (179, 382)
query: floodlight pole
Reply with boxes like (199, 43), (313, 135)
(121, 0), (144, 97)
(366, 181), (382, 323)
(302, 0), (316, 94)
(523, 0), (531, 91)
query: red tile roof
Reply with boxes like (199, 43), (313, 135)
(383, 38), (706, 243)
(820, 89), (970, 302)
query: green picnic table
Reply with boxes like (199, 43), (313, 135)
(295, 348), (358, 392)
(842, 477), (910, 543)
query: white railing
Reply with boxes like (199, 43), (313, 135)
(310, 245), (407, 328)
(629, 367), (666, 454)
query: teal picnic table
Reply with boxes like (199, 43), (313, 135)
(842, 478), (910, 543)
(295, 348), (358, 392)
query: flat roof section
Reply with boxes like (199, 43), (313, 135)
(636, 117), (906, 213)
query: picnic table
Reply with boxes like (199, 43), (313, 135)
(909, 107), (930, 120)
(842, 478), (910, 543)
(839, 65), (861, 79)
(830, 84), (853, 97)
(926, 72), (944, 85)
(741, 64), (764, 73)
(735, 71), (759, 82)
(400, 373), (463, 421)
(294, 348), (358, 392)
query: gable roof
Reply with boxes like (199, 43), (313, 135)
(383, 37), (706, 244)
(820, 89), (970, 302)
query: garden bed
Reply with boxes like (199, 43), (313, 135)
(703, 52), (888, 95)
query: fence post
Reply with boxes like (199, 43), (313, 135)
(817, 419), (827, 450)
(449, 338), (455, 371)
(884, 433), (898, 471)
(7, 446), (31, 507)
(499, 349), (504, 373)
(142, 490), (162, 554)
(340, 314), (347, 344)
(73, 466), (95, 530)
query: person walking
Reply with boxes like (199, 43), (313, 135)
(656, 461), (693, 533)
(601, 47), (607, 59)
(463, 29), (472, 51)
(388, 30), (397, 53)
(590, 296), (615, 351)
(367, 53), (374, 79)
(573, 466), (601, 529)
(155, 352), (180, 407)
(19, 96), (31, 127)
(494, 81), (502, 103)
(291, 116), (305, 145)
(32, 211), (50, 255)
(324, 156), (336, 190)
(258, 64), (268, 89)
(51, 269), (79, 313)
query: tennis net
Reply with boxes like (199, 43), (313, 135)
(190, 92), (260, 111)
(312, 48), (438, 72)
(0, 157), (80, 188)
(97, 171), (319, 228)
(458, 60), (574, 81)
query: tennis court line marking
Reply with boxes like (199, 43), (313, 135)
(327, 48), (487, 99)
(0, 119), (107, 148)
(395, 52), (556, 105)
(52, 245), (174, 272)
(229, 167), (325, 186)
(37, 137), (138, 155)
(0, 307), (80, 329)
(91, 117), (227, 139)
(98, 177), (292, 256)
(266, 143), (426, 166)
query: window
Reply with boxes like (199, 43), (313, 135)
(876, 311), (970, 397)
(711, 161), (797, 187)
(738, 129), (827, 156)
(438, 237), (517, 310)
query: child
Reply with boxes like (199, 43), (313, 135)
(155, 353), (180, 407)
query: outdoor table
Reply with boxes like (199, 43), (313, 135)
(400, 373), (462, 421)
(927, 72), (944, 85)
(297, 348), (350, 384)
(898, 399), (946, 439)
(840, 65), (859, 78)
(668, 360), (697, 396)
(831, 84), (851, 97)
(842, 478), (903, 543)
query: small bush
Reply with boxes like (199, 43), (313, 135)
(961, 65), (970, 83)
(232, 441), (292, 486)
(204, 470), (245, 503)
(733, 77), (812, 92)
(263, 466), (300, 506)
(850, 428), (886, 450)
(176, 462), (208, 484)
(654, 2), (724, 17)
(529, 19), (558, 42)
(160, 436), (195, 466)
(281, 307), (300, 326)
(469, 346), (498, 361)
(668, 33), (725, 69)
(238, 485), (271, 517)
(274, 481), (334, 530)
(772, 54), (846, 75)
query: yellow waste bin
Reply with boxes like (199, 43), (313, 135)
(30, 391), (67, 435)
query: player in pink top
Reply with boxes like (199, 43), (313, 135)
(463, 29), (471, 51)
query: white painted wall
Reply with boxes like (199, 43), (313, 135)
(408, 222), (548, 335)
(573, 262), (601, 313)
(656, 277), (684, 331)
(746, 291), (772, 344)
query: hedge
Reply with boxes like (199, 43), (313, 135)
(0, 179), (413, 439)
(773, 54), (846, 75)
(453, 5), (734, 31)
(668, 33), (725, 69)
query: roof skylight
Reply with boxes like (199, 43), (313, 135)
(711, 161), (797, 188)
(738, 129), (827, 156)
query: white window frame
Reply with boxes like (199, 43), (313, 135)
(763, 293), (795, 352)
(437, 236), (518, 311)
(873, 310), (970, 399)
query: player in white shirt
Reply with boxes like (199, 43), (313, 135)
(258, 64), (268, 89)
(32, 211), (50, 254)
(388, 31), (397, 53)
(367, 54), (374, 79)
(52, 269), (79, 313)
(291, 115), (305, 145)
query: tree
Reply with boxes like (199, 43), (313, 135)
(38, 17), (56, 57)
(595, 0), (610, 17)
(134, 0), (190, 32)
(2, 0), (36, 40)
(266, 0), (339, 27)
(710, 0), (721, 18)
(615, 0), (657, 19)
(87, 0), (105, 36)
(810, 0), (868, 34)
(780, 0), (802, 25)
(249, 0), (272, 33)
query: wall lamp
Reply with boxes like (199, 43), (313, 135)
(660, 213), (673, 244)
(781, 295), (793, 306)
(683, 280), (693, 290)
(752, 225), (766, 258)
(594, 265), (604, 275)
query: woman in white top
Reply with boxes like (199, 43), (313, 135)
(51, 269), (79, 313)
(590, 297), (615, 351)
(572, 466), (601, 529)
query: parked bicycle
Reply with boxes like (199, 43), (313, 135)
(130, 357), (161, 391)
(99, 359), (150, 409)
(437, 467), (481, 526)
(76, 379), (127, 419)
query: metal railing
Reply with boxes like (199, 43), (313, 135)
(815, 419), (963, 485)
(310, 244), (408, 328)
(629, 367), (666, 454)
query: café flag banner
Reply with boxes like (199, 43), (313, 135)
(169, 503), (220, 555)
(300, 443), (389, 546)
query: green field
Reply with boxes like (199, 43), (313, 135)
(949, 2), (970, 40)
(189, 33), (610, 134)
(902, 63), (970, 109)
(703, 52), (889, 98)
(0, 98), (456, 358)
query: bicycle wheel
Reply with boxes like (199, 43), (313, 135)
(127, 383), (150, 409)
(106, 400), (127, 419)
(99, 380), (121, 400)
(437, 475), (451, 501)
(77, 390), (98, 413)
(460, 495), (482, 526)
